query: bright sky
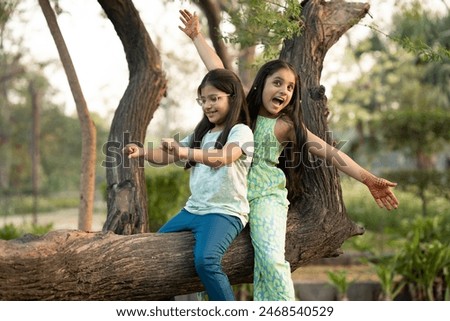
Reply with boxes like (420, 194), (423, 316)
(8, 0), (449, 134)
(11, 0), (205, 134)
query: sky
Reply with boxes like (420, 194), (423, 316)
(10, 0), (205, 133)
(7, 0), (449, 134)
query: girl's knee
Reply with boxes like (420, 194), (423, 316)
(194, 255), (222, 274)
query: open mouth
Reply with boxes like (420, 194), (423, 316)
(272, 97), (285, 106)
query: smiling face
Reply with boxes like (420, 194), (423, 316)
(260, 67), (296, 118)
(199, 85), (230, 131)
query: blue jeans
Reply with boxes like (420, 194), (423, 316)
(158, 209), (243, 301)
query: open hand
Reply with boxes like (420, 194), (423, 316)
(362, 172), (399, 210)
(179, 9), (200, 40)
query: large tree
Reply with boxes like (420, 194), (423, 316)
(0, 0), (370, 300)
(100, 0), (168, 235)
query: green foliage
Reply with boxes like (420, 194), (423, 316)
(0, 222), (53, 240)
(341, 177), (449, 256)
(0, 193), (80, 216)
(390, 0), (450, 62)
(369, 256), (406, 300)
(145, 166), (190, 232)
(0, 223), (20, 240)
(378, 110), (450, 157)
(393, 216), (449, 300)
(0, 0), (17, 28)
(327, 270), (351, 300)
(362, 215), (449, 301)
(391, 35), (450, 62)
(382, 169), (450, 217)
(225, 0), (302, 60)
(330, 1), (450, 168)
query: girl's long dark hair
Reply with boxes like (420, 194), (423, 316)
(186, 68), (250, 169)
(246, 60), (308, 199)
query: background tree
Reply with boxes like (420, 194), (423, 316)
(330, 1), (450, 216)
(38, 0), (97, 231)
(0, 1), (23, 194)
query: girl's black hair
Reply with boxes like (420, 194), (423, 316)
(246, 59), (308, 199)
(186, 68), (250, 169)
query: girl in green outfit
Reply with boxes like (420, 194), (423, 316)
(178, 9), (399, 301)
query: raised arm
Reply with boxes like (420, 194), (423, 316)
(179, 9), (224, 70)
(305, 129), (399, 211)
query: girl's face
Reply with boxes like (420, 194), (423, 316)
(198, 85), (230, 131)
(260, 68), (296, 117)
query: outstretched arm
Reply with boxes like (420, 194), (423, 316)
(305, 129), (399, 211)
(161, 139), (243, 168)
(123, 143), (179, 165)
(179, 9), (224, 70)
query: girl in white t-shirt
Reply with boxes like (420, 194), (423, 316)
(124, 68), (254, 300)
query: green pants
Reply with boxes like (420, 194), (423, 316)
(249, 195), (295, 301)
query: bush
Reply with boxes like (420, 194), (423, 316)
(372, 216), (449, 300)
(145, 166), (190, 232)
(0, 223), (53, 240)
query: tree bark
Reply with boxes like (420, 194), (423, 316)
(0, 0), (370, 300)
(197, 0), (234, 70)
(39, 0), (97, 231)
(29, 80), (42, 225)
(280, 0), (369, 270)
(0, 229), (253, 300)
(99, 0), (167, 235)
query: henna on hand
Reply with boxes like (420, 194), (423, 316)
(179, 9), (200, 40)
(361, 170), (399, 210)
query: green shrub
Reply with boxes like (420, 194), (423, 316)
(0, 222), (53, 240)
(0, 224), (21, 240)
(145, 166), (190, 232)
(370, 216), (449, 301)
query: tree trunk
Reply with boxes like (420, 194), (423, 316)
(29, 80), (42, 225)
(0, 0), (370, 300)
(197, 0), (234, 70)
(99, 0), (167, 235)
(0, 229), (253, 300)
(280, 0), (369, 270)
(38, 0), (97, 231)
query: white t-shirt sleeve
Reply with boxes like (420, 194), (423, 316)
(226, 124), (254, 158)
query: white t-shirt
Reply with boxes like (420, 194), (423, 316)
(180, 124), (254, 226)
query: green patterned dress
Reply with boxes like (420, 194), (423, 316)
(247, 115), (296, 301)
